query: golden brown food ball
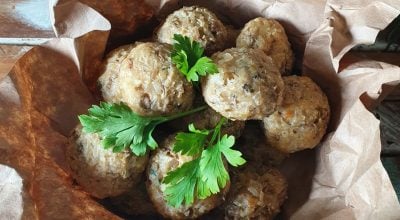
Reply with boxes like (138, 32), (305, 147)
(225, 165), (288, 220)
(99, 42), (194, 116)
(156, 6), (228, 54)
(146, 135), (228, 219)
(168, 107), (245, 138)
(66, 125), (148, 199)
(98, 43), (138, 102)
(262, 76), (330, 153)
(202, 48), (284, 121)
(236, 17), (294, 75)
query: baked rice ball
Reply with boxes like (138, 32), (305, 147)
(156, 6), (228, 54)
(236, 17), (294, 75)
(66, 125), (148, 199)
(225, 165), (288, 220)
(262, 76), (330, 153)
(202, 48), (284, 121)
(146, 135), (229, 219)
(99, 42), (194, 116)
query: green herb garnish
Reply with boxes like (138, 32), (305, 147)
(162, 118), (246, 207)
(78, 102), (207, 156)
(171, 34), (218, 82)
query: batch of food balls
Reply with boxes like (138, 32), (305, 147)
(67, 6), (330, 219)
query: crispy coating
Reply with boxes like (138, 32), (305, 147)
(225, 165), (288, 220)
(156, 6), (228, 54)
(202, 48), (284, 120)
(236, 17), (294, 75)
(262, 76), (330, 153)
(66, 126), (148, 199)
(146, 135), (228, 219)
(99, 42), (194, 116)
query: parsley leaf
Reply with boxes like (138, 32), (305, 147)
(218, 135), (246, 167)
(199, 134), (245, 197)
(186, 57), (218, 82)
(173, 124), (209, 156)
(171, 34), (218, 82)
(163, 158), (201, 207)
(79, 102), (207, 156)
(163, 118), (246, 207)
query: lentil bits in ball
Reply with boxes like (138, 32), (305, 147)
(236, 17), (294, 75)
(202, 48), (284, 121)
(99, 42), (194, 116)
(156, 6), (228, 54)
(67, 125), (149, 199)
(146, 135), (229, 219)
(262, 76), (330, 153)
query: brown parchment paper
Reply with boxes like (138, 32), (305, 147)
(0, 0), (399, 219)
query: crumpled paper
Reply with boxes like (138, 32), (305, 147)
(0, 0), (399, 219)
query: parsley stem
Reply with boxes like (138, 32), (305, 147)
(156, 105), (208, 123)
(208, 117), (226, 146)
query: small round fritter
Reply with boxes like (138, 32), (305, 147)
(262, 76), (330, 153)
(156, 6), (228, 54)
(146, 135), (228, 219)
(98, 43), (138, 102)
(225, 165), (288, 220)
(236, 17), (294, 75)
(101, 42), (194, 116)
(202, 48), (284, 121)
(169, 107), (245, 138)
(66, 125), (148, 199)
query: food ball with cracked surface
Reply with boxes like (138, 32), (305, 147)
(236, 17), (294, 75)
(262, 76), (330, 153)
(156, 6), (228, 54)
(99, 42), (194, 116)
(225, 165), (288, 220)
(202, 48), (284, 121)
(66, 125), (149, 199)
(146, 135), (228, 219)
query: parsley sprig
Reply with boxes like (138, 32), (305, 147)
(171, 34), (218, 82)
(78, 102), (207, 156)
(162, 118), (246, 207)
